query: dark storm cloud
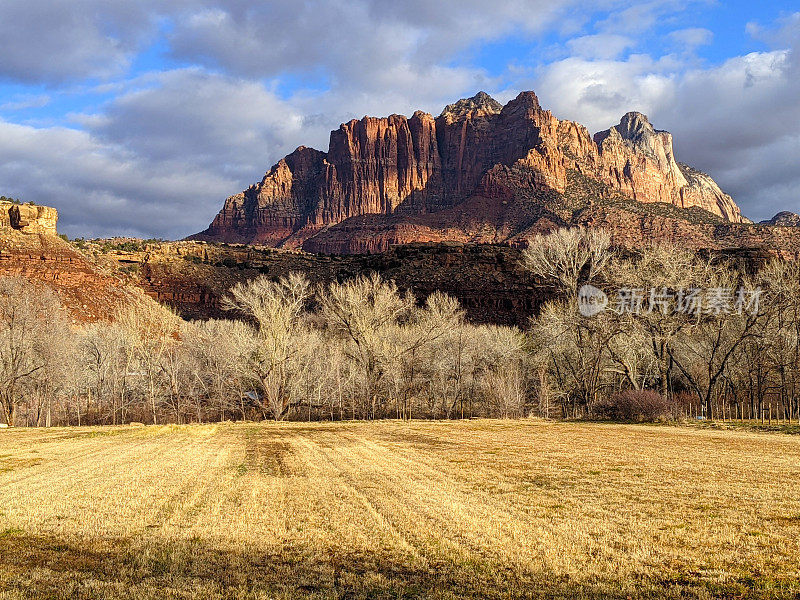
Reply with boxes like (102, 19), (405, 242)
(0, 118), (235, 238)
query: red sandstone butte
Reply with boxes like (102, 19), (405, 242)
(193, 91), (747, 254)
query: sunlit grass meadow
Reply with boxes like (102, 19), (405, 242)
(1, 420), (799, 599)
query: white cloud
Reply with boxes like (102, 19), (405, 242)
(532, 35), (800, 221)
(85, 69), (314, 174)
(668, 27), (713, 50)
(0, 94), (51, 111)
(747, 12), (800, 47)
(534, 55), (677, 132)
(567, 34), (636, 59)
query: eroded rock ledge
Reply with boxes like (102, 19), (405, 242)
(0, 201), (58, 236)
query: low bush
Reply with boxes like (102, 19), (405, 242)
(594, 390), (672, 422)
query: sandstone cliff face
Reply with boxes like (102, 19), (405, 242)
(0, 201), (165, 323)
(202, 146), (326, 245)
(0, 202), (58, 235)
(593, 113), (743, 222)
(193, 91), (746, 253)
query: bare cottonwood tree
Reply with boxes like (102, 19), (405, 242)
(115, 292), (181, 424)
(320, 274), (415, 419)
(607, 244), (711, 398)
(668, 267), (769, 418)
(523, 227), (612, 295)
(0, 278), (66, 426)
(183, 319), (255, 421)
(476, 326), (528, 418)
(223, 273), (311, 420)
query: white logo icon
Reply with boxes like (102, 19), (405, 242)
(577, 284), (608, 317)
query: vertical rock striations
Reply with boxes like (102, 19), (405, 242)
(593, 113), (742, 222)
(192, 91), (746, 253)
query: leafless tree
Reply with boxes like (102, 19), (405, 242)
(0, 277), (66, 426)
(223, 273), (311, 420)
(114, 292), (182, 424)
(319, 273), (415, 419)
(523, 227), (612, 295)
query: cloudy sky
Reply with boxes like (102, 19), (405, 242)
(0, 1), (798, 238)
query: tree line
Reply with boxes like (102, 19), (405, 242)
(2, 228), (799, 426)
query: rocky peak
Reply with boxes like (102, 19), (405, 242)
(504, 91), (542, 111)
(594, 112), (664, 148)
(616, 111), (657, 140)
(595, 111), (680, 173)
(440, 91), (503, 122)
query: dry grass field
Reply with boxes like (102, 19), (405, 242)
(1, 420), (800, 599)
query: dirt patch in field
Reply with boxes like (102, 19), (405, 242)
(242, 437), (293, 476)
(375, 430), (459, 450)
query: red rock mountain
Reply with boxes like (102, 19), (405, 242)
(192, 91), (746, 253)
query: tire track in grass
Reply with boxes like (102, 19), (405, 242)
(292, 426), (526, 573)
(129, 430), (236, 535)
(329, 431), (512, 567)
(0, 433), (164, 535)
(159, 432), (236, 535)
(322, 424), (606, 582)
(1, 428), (228, 539)
(289, 432), (427, 565)
(0, 431), (143, 489)
(303, 425), (558, 591)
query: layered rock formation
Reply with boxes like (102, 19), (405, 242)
(98, 240), (547, 326)
(0, 201), (58, 235)
(0, 228), (147, 323)
(98, 232), (800, 328)
(0, 202), (160, 323)
(193, 91), (746, 253)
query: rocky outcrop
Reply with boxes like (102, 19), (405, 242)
(0, 201), (171, 324)
(0, 229), (145, 323)
(0, 202), (58, 235)
(593, 114), (743, 222)
(98, 230), (800, 328)
(570, 204), (800, 260)
(193, 91), (747, 253)
(98, 240), (549, 326)
(201, 146), (327, 246)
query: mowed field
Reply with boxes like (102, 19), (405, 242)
(1, 421), (800, 599)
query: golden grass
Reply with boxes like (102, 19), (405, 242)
(1, 420), (799, 599)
